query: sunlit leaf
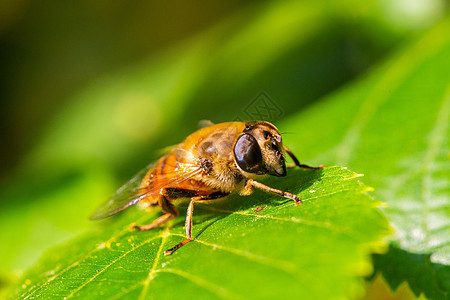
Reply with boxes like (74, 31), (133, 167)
(0, 0), (395, 286)
(8, 167), (390, 299)
(281, 18), (450, 299)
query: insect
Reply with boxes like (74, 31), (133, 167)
(91, 121), (322, 255)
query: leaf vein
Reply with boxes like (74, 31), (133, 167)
(421, 84), (450, 246)
(156, 268), (244, 300)
(64, 234), (164, 299)
(138, 227), (169, 300)
(171, 233), (296, 273)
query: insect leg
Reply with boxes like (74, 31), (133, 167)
(131, 194), (178, 231)
(164, 192), (227, 256)
(164, 196), (201, 256)
(283, 145), (323, 169)
(245, 178), (302, 205)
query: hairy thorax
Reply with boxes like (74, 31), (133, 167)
(180, 123), (246, 193)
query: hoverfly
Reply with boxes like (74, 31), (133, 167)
(91, 121), (322, 255)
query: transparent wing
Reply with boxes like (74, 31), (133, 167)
(90, 163), (154, 220)
(198, 119), (215, 129)
(90, 160), (202, 220)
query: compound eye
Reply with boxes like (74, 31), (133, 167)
(234, 133), (264, 174)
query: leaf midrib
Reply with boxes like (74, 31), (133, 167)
(20, 167), (375, 299)
(419, 85), (450, 249)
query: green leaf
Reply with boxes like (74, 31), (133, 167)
(7, 167), (390, 299)
(0, 0), (400, 287)
(281, 18), (450, 299)
(0, 169), (114, 277)
(3, 3), (447, 299)
(0, 0), (338, 287)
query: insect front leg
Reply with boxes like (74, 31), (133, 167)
(131, 194), (178, 231)
(244, 179), (302, 205)
(283, 145), (324, 170)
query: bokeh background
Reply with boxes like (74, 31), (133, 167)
(0, 0), (447, 298)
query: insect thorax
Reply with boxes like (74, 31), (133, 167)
(189, 126), (245, 192)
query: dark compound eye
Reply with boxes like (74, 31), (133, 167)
(234, 133), (264, 174)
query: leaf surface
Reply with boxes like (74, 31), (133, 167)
(9, 167), (390, 300)
(0, 0), (397, 287)
(281, 18), (450, 299)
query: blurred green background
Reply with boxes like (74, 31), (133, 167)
(0, 0), (447, 298)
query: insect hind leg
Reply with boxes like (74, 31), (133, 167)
(131, 194), (178, 231)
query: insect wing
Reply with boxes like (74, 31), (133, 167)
(90, 160), (203, 220)
(198, 119), (215, 129)
(90, 163), (155, 220)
